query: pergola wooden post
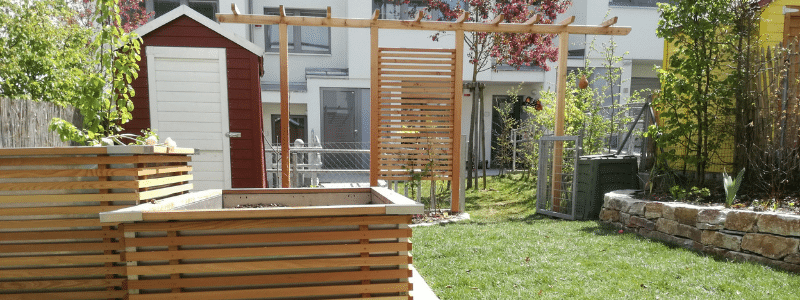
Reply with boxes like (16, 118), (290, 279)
(218, 4), (630, 212)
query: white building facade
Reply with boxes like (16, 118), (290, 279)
(145, 0), (664, 167)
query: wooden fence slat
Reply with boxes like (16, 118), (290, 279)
(0, 180), (140, 191)
(0, 266), (126, 279)
(126, 256), (412, 276)
(126, 269), (412, 290)
(125, 242), (409, 261)
(0, 278), (124, 291)
(0, 218), (101, 229)
(0, 229), (122, 241)
(0, 205), (130, 216)
(0, 155), (191, 167)
(0, 290), (127, 300)
(140, 205), (385, 221)
(124, 215), (411, 232)
(0, 254), (120, 266)
(0, 241), (124, 253)
(0, 193), (139, 204)
(127, 283), (410, 300)
(125, 228), (412, 247)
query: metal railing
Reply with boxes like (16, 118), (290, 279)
(265, 137), (370, 188)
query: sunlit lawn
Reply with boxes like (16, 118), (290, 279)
(412, 174), (800, 299)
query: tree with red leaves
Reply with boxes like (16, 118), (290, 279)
(71, 0), (152, 32)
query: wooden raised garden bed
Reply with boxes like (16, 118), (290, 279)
(0, 146), (194, 299)
(100, 187), (423, 299)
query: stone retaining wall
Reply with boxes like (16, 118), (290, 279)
(600, 190), (800, 273)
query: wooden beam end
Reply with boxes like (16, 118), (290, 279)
(414, 10), (425, 22)
(231, 3), (240, 15)
(600, 16), (618, 27)
(456, 11), (469, 23)
(327, 6), (332, 19)
(490, 14), (504, 25)
(279, 5), (286, 17)
(524, 14), (541, 25)
(559, 16), (576, 26)
(372, 9), (380, 21)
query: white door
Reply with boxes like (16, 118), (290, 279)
(147, 46), (231, 190)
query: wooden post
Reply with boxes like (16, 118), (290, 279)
(369, 18), (380, 187)
(451, 29), (464, 212)
(551, 30), (570, 210)
(279, 6), (290, 188)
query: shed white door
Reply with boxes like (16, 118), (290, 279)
(147, 46), (231, 190)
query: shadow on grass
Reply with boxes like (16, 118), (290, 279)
(578, 221), (620, 236)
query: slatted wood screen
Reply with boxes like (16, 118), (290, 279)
(376, 47), (457, 181)
(120, 215), (413, 299)
(0, 146), (193, 299)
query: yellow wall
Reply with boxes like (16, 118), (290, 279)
(760, 0), (795, 46)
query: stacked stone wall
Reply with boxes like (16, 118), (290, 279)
(600, 190), (800, 273)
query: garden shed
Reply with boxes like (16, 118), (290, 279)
(125, 5), (266, 190)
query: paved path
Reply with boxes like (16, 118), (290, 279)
(410, 265), (439, 300)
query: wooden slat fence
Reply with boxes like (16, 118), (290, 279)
(119, 214), (413, 299)
(0, 98), (82, 148)
(376, 48), (457, 181)
(0, 147), (193, 299)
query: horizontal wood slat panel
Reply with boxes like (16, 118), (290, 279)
(127, 256), (411, 276)
(380, 47), (454, 53)
(379, 58), (454, 64)
(0, 155), (191, 166)
(125, 228), (412, 247)
(141, 205), (384, 221)
(379, 64), (455, 70)
(0, 180), (139, 191)
(0, 205), (130, 216)
(0, 254), (120, 266)
(0, 193), (140, 204)
(377, 48), (456, 182)
(0, 290), (127, 300)
(0, 278), (124, 291)
(127, 283), (410, 300)
(0, 166), (191, 179)
(138, 174), (193, 188)
(124, 215), (412, 232)
(0, 229), (121, 241)
(126, 242), (411, 262)
(378, 70), (453, 76)
(127, 269), (412, 290)
(0, 241), (123, 253)
(0, 266), (125, 279)
(0, 218), (101, 229)
(139, 183), (193, 200)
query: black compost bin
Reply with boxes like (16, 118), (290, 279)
(575, 155), (639, 220)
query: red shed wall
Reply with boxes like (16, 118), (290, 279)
(127, 15), (266, 188)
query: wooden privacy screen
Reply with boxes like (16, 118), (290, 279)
(120, 215), (413, 299)
(376, 47), (457, 181)
(0, 146), (192, 299)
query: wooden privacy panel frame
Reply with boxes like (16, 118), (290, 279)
(0, 146), (193, 299)
(376, 47), (458, 181)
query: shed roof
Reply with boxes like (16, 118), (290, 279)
(135, 5), (264, 56)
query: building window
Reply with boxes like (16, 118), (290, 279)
(264, 7), (331, 54)
(149, 0), (218, 20)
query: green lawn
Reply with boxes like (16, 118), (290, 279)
(411, 174), (800, 299)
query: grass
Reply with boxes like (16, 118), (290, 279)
(411, 173), (800, 299)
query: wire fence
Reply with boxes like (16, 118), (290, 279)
(265, 138), (371, 188)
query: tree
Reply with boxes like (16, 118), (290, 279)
(651, 0), (739, 186)
(50, 0), (143, 144)
(424, 0), (572, 189)
(70, 0), (152, 32)
(0, 0), (93, 104)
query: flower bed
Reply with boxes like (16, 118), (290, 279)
(600, 190), (800, 273)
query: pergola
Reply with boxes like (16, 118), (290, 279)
(217, 4), (631, 212)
